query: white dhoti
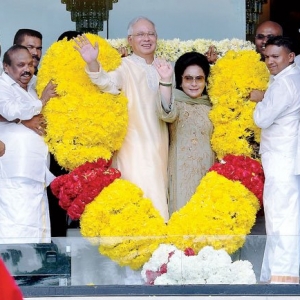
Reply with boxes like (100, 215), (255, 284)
(0, 177), (51, 244)
(260, 151), (300, 283)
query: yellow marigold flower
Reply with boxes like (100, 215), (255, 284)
(36, 34), (128, 171)
(167, 172), (260, 254)
(80, 179), (167, 270)
(208, 49), (269, 159)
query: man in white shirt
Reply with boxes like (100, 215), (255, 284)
(254, 20), (283, 61)
(13, 28), (43, 75)
(251, 21), (300, 102)
(0, 29), (55, 135)
(251, 36), (300, 284)
(74, 16), (176, 222)
(1, 29), (67, 238)
(0, 45), (56, 243)
(254, 20), (300, 67)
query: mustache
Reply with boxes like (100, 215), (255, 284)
(21, 71), (32, 76)
(32, 55), (40, 61)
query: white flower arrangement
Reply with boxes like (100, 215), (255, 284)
(141, 244), (256, 285)
(107, 38), (255, 62)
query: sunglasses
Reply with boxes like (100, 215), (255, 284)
(255, 34), (275, 40)
(182, 75), (205, 83)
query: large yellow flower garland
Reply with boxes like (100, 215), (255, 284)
(38, 36), (268, 270)
(81, 179), (167, 270)
(167, 172), (260, 254)
(80, 44), (266, 269)
(80, 173), (260, 270)
(208, 50), (269, 159)
(36, 34), (128, 170)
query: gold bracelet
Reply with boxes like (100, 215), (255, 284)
(159, 81), (172, 87)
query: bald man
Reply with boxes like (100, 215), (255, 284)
(250, 21), (284, 102)
(254, 21), (283, 61)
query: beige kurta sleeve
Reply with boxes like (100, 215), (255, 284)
(85, 64), (122, 95)
(157, 91), (178, 123)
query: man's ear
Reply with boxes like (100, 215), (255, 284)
(127, 35), (133, 46)
(3, 63), (8, 73)
(289, 51), (296, 63)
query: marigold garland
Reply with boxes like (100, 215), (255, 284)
(50, 158), (121, 220)
(209, 155), (265, 205)
(167, 171), (260, 255)
(80, 179), (167, 270)
(40, 36), (268, 271)
(79, 45), (265, 269)
(36, 33), (128, 170)
(80, 172), (260, 269)
(208, 49), (269, 160)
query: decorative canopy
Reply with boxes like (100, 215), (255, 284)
(61, 0), (118, 33)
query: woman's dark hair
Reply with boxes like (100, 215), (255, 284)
(57, 31), (83, 41)
(174, 51), (210, 94)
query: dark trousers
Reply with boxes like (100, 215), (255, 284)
(48, 153), (68, 237)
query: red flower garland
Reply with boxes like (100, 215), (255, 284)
(209, 154), (264, 206)
(50, 158), (121, 220)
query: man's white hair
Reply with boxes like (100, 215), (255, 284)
(127, 16), (156, 35)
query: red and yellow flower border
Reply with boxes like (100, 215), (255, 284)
(37, 36), (269, 270)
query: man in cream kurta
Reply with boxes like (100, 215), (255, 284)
(75, 17), (176, 222)
(0, 45), (55, 243)
(252, 36), (300, 284)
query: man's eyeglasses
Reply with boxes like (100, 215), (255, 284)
(182, 75), (205, 83)
(255, 34), (275, 40)
(129, 32), (157, 39)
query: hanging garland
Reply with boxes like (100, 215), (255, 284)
(81, 179), (167, 270)
(50, 158), (121, 219)
(36, 33), (128, 171)
(37, 36), (268, 270)
(208, 49), (269, 160)
(210, 154), (265, 205)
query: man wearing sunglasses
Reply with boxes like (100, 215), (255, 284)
(250, 21), (285, 102)
(254, 20), (283, 61)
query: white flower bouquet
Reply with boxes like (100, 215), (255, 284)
(141, 244), (256, 285)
